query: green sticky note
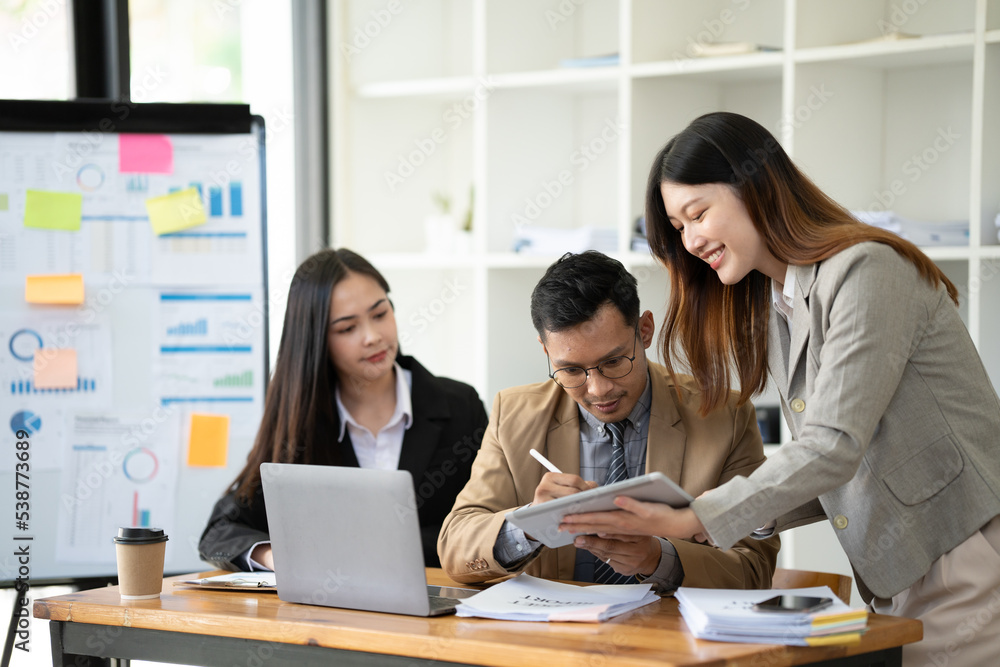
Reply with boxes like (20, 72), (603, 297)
(145, 187), (207, 236)
(24, 190), (83, 231)
(0, 193), (9, 211)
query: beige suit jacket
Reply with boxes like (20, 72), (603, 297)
(438, 362), (779, 588)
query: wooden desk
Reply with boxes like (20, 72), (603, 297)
(34, 569), (922, 667)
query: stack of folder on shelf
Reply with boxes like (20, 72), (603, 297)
(676, 586), (868, 646)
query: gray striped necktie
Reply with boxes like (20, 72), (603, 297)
(593, 419), (638, 585)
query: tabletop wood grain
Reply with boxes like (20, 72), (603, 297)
(33, 569), (922, 667)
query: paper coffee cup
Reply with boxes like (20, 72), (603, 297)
(114, 527), (168, 599)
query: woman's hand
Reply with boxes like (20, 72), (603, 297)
(559, 496), (708, 542)
(250, 544), (275, 571)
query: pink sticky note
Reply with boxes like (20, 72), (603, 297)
(119, 134), (174, 174)
(33, 348), (78, 389)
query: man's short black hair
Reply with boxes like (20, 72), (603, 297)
(530, 250), (640, 339)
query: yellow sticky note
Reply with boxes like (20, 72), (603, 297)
(145, 187), (207, 236)
(25, 274), (85, 304)
(187, 413), (230, 467)
(33, 348), (78, 390)
(24, 190), (82, 231)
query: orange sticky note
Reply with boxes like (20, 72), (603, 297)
(187, 413), (230, 467)
(33, 348), (78, 389)
(120, 134), (174, 174)
(145, 187), (207, 236)
(25, 274), (85, 304)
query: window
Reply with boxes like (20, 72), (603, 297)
(1, 0), (72, 100)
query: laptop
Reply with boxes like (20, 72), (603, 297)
(260, 462), (478, 616)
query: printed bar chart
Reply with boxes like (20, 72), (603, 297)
(213, 370), (252, 388)
(167, 182), (243, 218)
(167, 319), (208, 336)
(209, 187), (223, 217)
(10, 377), (97, 394)
(132, 492), (152, 527)
(230, 182), (243, 216)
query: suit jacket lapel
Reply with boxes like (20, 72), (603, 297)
(541, 389), (583, 583)
(396, 362), (445, 483)
(786, 262), (817, 395)
(769, 306), (790, 393)
(547, 391), (582, 475)
(644, 367), (686, 482)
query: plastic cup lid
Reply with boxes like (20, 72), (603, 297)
(113, 527), (169, 545)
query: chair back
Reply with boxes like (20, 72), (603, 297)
(772, 568), (852, 605)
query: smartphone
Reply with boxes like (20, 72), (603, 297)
(752, 595), (833, 613)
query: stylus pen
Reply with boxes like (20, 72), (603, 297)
(529, 448), (562, 474)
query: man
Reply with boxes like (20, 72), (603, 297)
(438, 251), (778, 591)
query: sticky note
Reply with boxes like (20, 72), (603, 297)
(25, 274), (85, 304)
(23, 190), (82, 231)
(145, 187), (207, 236)
(33, 348), (78, 390)
(187, 413), (230, 467)
(0, 193), (8, 211)
(120, 134), (174, 174)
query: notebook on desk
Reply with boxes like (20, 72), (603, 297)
(260, 463), (477, 616)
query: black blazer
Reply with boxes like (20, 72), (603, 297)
(198, 356), (487, 570)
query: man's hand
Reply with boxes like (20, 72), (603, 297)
(532, 472), (597, 506)
(573, 534), (661, 577)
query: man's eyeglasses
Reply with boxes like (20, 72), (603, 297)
(547, 325), (639, 389)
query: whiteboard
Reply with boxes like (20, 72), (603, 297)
(0, 100), (268, 584)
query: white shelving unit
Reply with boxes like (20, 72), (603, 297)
(330, 0), (1000, 602)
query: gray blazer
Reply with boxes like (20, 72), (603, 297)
(693, 242), (1000, 600)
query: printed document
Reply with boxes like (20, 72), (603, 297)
(455, 574), (658, 622)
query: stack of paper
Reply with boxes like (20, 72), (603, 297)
(676, 586), (868, 646)
(853, 210), (969, 246)
(175, 571), (276, 591)
(559, 53), (620, 68)
(512, 226), (617, 255)
(688, 42), (781, 57)
(456, 574), (658, 622)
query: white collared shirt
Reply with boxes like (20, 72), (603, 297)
(335, 362), (413, 470)
(771, 264), (796, 322)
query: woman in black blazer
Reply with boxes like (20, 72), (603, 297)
(199, 249), (487, 570)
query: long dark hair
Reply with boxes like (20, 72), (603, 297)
(645, 112), (958, 415)
(230, 248), (393, 501)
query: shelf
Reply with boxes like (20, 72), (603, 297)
(630, 51), (784, 81)
(366, 253), (482, 271)
(794, 32), (975, 68)
(490, 67), (620, 94)
(354, 76), (484, 100)
(921, 246), (977, 261)
(989, 29), (1000, 44)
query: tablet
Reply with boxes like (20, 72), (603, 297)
(505, 472), (693, 549)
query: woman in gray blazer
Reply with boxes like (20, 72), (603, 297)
(562, 112), (1000, 665)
